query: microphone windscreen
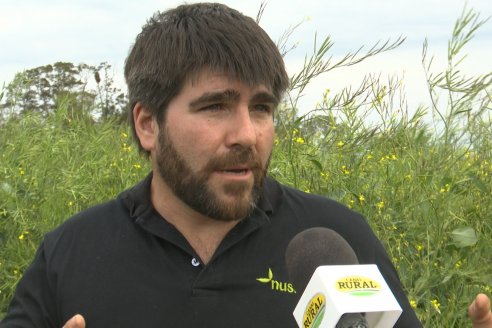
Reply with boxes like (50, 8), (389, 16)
(336, 313), (368, 328)
(285, 227), (359, 294)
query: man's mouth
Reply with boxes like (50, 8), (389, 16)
(222, 168), (250, 175)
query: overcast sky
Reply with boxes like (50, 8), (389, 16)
(1, 0), (491, 111)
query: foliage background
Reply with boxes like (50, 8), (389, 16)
(1, 7), (491, 326)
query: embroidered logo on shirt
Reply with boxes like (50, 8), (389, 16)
(256, 268), (296, 294)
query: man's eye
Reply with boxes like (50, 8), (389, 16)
(202, 103), (224, 111)
(253, 104), (272, 113)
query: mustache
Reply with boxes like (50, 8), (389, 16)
(204, 147), (263, 172)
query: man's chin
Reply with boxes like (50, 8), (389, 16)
(205, 185), (257, 221)
(210, 200), (255, 222)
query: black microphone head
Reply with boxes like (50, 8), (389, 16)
(285, 227), (359, 294)
(336, 313), (368, 328)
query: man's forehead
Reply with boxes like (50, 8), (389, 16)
(187, 69), (272, 94)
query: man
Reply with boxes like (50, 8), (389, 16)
(0, 3), (462, 327)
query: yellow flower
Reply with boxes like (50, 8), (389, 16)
(358, 194), (365, 202)
(366, 154), (373, 160)
(18, 168), (25, 175)
(376, 201), (385, 209)
(294, 137), (305, 144)
(341, 165), (350, 175)
(455, 260), (462, 269)
(133, 164), (142, 170)
(439, 184), (450, 193)
(416, 245), (423, 252)
(67, 201), (74, 207)
(379, 154), (398, 162)
(18, 231), (29, 240)
(336, 141), (345, 148)
(410, 300), (417, 309)
(122, 143), (133, 152)
(431, 299), (441, 313)
(121, 132), (128, 139)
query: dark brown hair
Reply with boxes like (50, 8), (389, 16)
(124, 2), (290, 154)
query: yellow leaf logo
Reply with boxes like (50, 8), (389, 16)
(256, 268), (273, 283)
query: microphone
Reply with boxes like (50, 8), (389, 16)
(286, 228), (368, 328)
(285, 227), (402, 328)
(286, 227), (359, 294)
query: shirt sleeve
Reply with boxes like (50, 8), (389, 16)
(0, 241), (59, 328)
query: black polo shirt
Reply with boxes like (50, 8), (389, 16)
(1, 174), (422, 327)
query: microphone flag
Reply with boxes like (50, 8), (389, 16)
(293, 264), (402, 328)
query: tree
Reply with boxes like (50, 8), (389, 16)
(0, 62), (126, 121)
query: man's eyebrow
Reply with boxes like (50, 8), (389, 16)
(189, 89), (240, 108)
(250, 92), (279, 106)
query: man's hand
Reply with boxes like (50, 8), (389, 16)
(469, 294), (492, 328)
(62, 314), (86, 328)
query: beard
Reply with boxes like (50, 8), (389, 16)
(155, 127), (269, 222)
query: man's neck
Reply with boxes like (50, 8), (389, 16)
(150, 173), (239, 264)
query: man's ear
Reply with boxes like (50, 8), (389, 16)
(133, 103), (157, 151)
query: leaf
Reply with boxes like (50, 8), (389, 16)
(451, 227), (478, 248)
(442, 273), (454, 284)
(309, 159), (323, 171)
(256, 268), (274, 283)
(256, 278), (271, 283)
(467, 173), (489, 194)
(0, 182), (15, 196)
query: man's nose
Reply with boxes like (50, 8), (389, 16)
(225, 107), (257, 148)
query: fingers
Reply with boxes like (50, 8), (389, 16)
(62, 314), (86, 328)
(469, 294), (492, 328)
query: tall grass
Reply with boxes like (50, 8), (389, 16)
(1, 7), (491, 326)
